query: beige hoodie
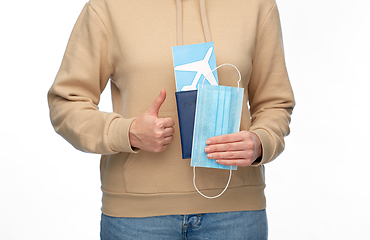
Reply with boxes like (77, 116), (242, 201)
(48, 0), (294, 217)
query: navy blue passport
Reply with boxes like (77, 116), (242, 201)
(175, 90), (197, 159)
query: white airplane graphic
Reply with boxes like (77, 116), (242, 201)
(174, 47), (218, 91)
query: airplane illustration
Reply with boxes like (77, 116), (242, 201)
(174, 47), (218, 91)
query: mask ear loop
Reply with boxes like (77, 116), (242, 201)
(193, 163), (233, 199)
(202, 63), (242, 91)
(193, 63), (242, 199)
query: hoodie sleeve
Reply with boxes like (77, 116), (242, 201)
(47, 2), (136, 155)
(248, 2), (295, 165)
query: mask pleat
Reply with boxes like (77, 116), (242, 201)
(215, 86), (225, 137)
(223, 87), (231, 135)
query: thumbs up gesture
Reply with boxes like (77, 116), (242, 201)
(129, 89), (175, 152)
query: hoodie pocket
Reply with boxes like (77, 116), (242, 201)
(120, 111), (265, 194)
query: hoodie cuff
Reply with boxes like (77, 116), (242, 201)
(250, 129), (275, 166)
(108, 117), (139, 153)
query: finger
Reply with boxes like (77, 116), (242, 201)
(162, 127), (175, 137)
(147, 89), (166, 116)
(151, 127), (173, 139)
(153, 144), (168, 153)
(205, 141), (249, 153)
(161, 118), (175, 128)
(155, 118), (174, 129)
(151, 135), (173, 152)
(215, 159), (253, 167)
(206, 132), (246, 145)
(155, 142), (171, 153)
(207, 150), (253, 160)
(153, 136), (173, 150)
(163, 135), (174, 145)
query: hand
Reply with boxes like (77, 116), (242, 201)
(129, 89), (175, 152)
(204, 131), (262, 166)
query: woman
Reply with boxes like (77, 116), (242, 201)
(48, 0), (295, 239)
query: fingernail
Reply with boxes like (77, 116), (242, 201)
(207, 154), (212, 158)
(205, 147), (209, 152)
(216, 160), (220, 163)
(206, 140), (211, 144)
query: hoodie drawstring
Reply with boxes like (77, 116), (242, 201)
(176, 0), (183, 46)
(199, 0), (212, 43)
(176, 0), (212, 46)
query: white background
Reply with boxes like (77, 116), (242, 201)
(1, 0), (369, 239)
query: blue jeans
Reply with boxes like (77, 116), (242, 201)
(100, 210), (268, 240)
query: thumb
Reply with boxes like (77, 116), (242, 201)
(147, 89), (166, 116)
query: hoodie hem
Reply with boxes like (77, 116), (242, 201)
(101, 185), (266, 218)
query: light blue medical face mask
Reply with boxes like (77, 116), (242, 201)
(191, 64), (244, 198)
